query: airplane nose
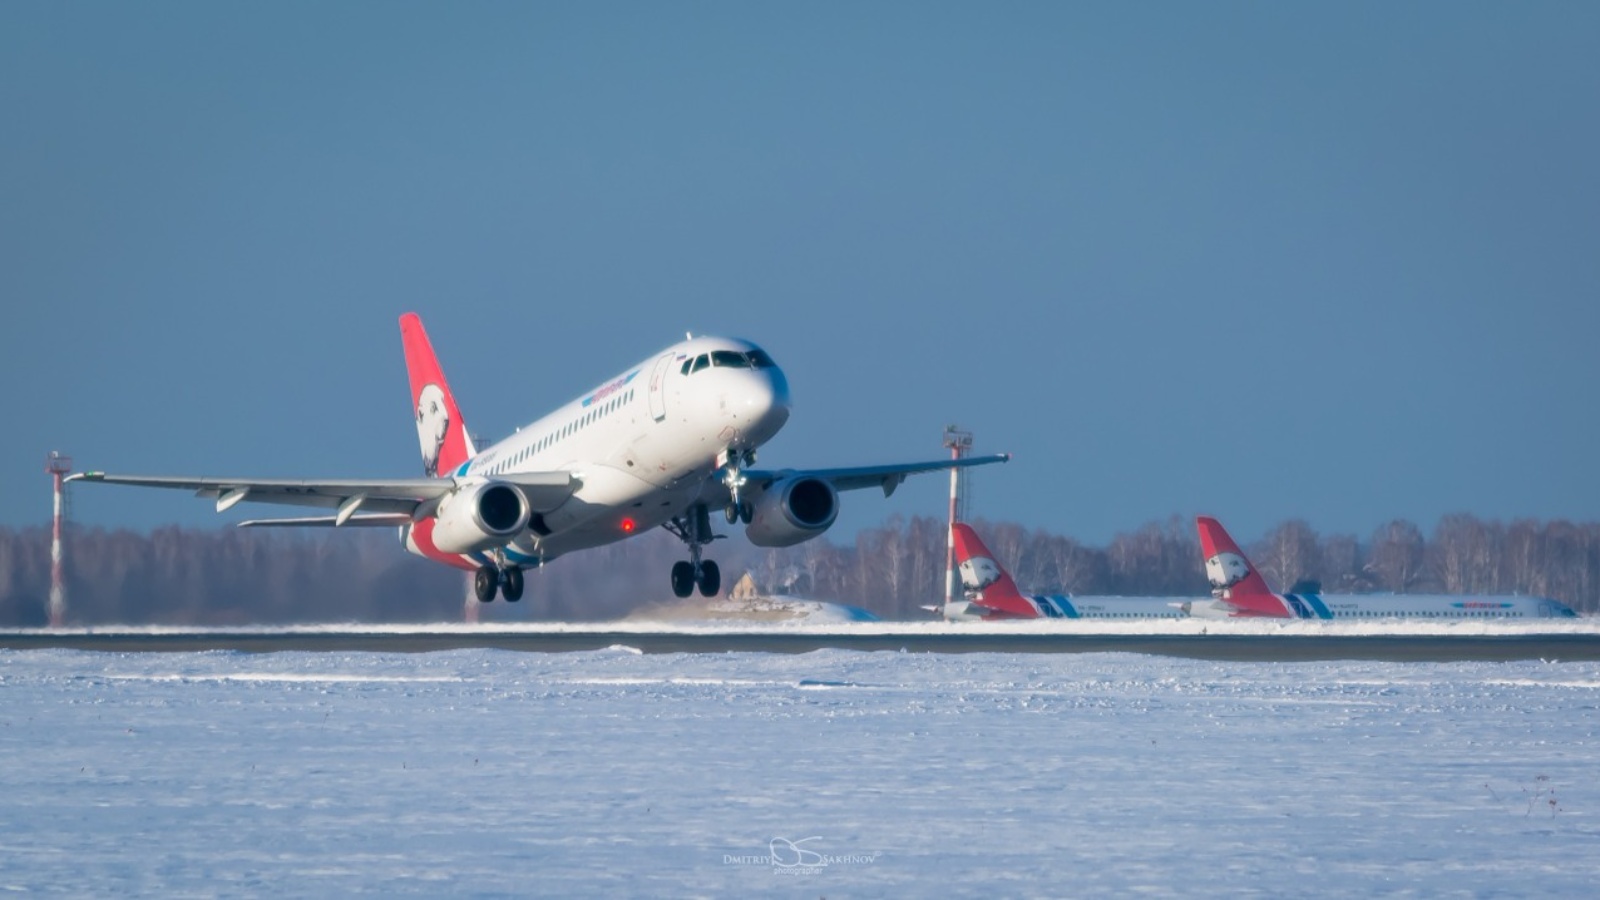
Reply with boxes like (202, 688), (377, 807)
(737, 368), (790, 441)
(766, 367), (792, 415)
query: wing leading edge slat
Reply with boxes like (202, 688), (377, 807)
(745, 453), (1011, 496)
(67, 471), (578, 521)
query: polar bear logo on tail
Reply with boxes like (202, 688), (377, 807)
(1205, 552), (1251, 590)
(959, 555), (1004, 594)
(415, 383), (450, 476)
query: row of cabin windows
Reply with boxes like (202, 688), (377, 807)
(484, 389), (636, 474)
(680, 349), (777, 376)
(1035, 599), (1179, 620)
(1329, 610), (1521, 618)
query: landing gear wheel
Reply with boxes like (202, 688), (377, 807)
(501, 567), (524, 602)
(666, 504), (722, 600)
(725, 504), (739, 524)
(671, 561), (695, 598)
(474, 567), (499, 603)
(696, 560), (721, 597)
(738, 501), (752, 525)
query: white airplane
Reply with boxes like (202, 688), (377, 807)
(936, 523), (1199, 620)
(1193, 516), (1578, 620)
(70, 314), (1009, 603)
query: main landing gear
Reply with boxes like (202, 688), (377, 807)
(670, 558), (719, 598)
(474, 565), (524, 603)
(665, 503), (722, 598)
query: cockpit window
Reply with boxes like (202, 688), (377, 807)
(683, 349), (777, 374)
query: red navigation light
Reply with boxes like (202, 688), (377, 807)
(620, 517), (636, 534)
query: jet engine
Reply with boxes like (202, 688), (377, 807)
(430, 480), (530, 554)
(744, 476), (838, 547)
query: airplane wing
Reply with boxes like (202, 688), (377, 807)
(742, 453), (1010, 498)
(236, 514), (418, 528)
(67, 471), (578, 524)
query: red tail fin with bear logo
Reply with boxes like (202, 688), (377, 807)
(951, 523), (1040, 619)
(401, 313), (476, 478)
(1195, 516), (1289, 617)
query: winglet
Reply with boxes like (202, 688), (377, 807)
(1195, 516), (1288, 617)
(401, 313), (475, 477)
(952, 523), (1038, 619)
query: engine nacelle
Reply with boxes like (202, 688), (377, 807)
(744, 476), (838, 548)
(430, 480), (530, 554)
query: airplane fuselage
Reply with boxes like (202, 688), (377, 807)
(1189, 591), (1580, 621)
(942, 595), (1193, 621)
(405, 337), (790, 569)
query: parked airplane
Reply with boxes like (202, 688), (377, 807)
(1193, 516), (1578, 620)
(70, 314), (1009, 603)
(937, 523), (1197, 620)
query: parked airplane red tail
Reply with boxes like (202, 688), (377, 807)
(1194, 516), (1289, 617)
(400, 313), (476, 477)
(951, 523), (1039, 619)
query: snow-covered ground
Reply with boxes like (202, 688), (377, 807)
(623, 592), (880, 623)
(3, 646), (1598, 896)
(18, 615), (1600, 637)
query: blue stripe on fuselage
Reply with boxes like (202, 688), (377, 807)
(1302, 593), (1333, 619)
(1292, 589), (1331, 614)
(504, 548), (542, 567)
(1033, 595), (1079, 618)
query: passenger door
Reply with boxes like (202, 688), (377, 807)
(647, 353), (674, 422)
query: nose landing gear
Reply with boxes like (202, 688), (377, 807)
(720, 448), (757, 526)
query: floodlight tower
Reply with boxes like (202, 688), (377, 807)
(45, 451), (73, 627)
(942, 425), (973, 611)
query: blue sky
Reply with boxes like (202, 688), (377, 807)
(4, 2), (1598, 546)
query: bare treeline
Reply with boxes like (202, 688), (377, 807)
(1, 512), (1596, 626)
(818, 514), (1600, 619)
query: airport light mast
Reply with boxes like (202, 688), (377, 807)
(942, 425), (973, 612)
(45, 451), (72, 628)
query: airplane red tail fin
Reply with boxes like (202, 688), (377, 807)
(401, 313), (475, 477)
(952, 523), (1038, 619)
(1195, 516), (1288, 617)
